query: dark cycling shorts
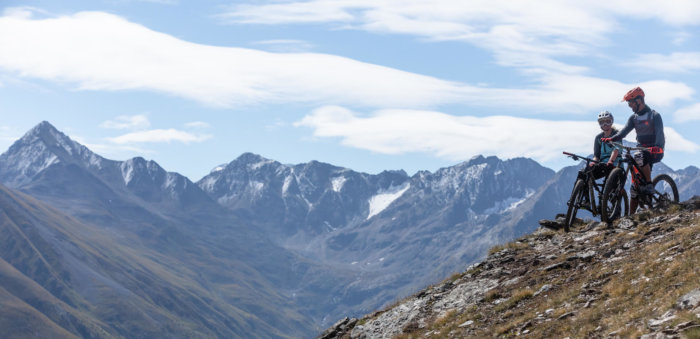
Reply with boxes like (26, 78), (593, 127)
(630, 150), (664, 199)
(586, 163), (613, 180)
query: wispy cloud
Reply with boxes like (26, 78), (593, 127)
(221, 0), (614, 74)
(627, 52), (700, 73)
(100, 114), (151, 130)
(108, 129), (212, 144)
(672, 31), (692, 46)
(220, 1), (700, 75)
(674, 103), (700, 122)
(0, 10), (469, 109)
(296, 106), (699, 163)
(0, 9), (692, 115)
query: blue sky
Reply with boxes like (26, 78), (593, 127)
(1, 1), (699, 181)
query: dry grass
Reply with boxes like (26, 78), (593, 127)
(488, 241), (529, 255)
(351, 208), (700, 339)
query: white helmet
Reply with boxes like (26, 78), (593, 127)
(597, 110), (614, 123)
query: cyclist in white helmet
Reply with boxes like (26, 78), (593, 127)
(589, 110), (620, 179)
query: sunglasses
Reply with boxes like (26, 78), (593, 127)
(599, 120), (612, 126)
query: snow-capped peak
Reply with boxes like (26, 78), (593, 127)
(0, 121), (103, 186)
(210, 164), (227, 174)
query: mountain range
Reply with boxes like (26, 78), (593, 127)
(1, 121), (698, 337)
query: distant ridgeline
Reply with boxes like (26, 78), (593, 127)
(1, 121), (699, 338)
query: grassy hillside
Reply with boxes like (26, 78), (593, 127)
(0, 183), (312, 338)
(323, 198), (700, 338)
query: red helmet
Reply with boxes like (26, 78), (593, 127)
(623, 86), (645, 101)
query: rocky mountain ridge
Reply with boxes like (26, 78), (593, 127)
(2, 121), (699, 337)
(321, 198), (700, 338)
(196, 151), (559, 318)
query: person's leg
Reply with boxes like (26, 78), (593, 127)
(641, 164), (652, 183)
(640, 151), (654, 194)
(630, 184), (639, 214)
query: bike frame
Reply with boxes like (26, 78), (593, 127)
(563, 152), (607, 215)
(609, 142), (655, 206)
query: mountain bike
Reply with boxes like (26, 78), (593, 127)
(600, 142), (679, 222)
(562, 152), (629, 232)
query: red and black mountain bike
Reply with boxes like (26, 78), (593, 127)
(600, 142), (679, 223)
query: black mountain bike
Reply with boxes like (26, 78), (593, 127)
(562, 152), (629, 232)
(600, 142), (679, 222)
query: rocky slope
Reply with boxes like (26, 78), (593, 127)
(321, 198), (700, 338)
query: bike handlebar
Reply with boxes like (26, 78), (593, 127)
(562, 151), (599, 164)
(607, 141), (664, 154)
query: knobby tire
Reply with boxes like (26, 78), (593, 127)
(565, 179), (586, 232)
(601, 168), (626, 224)
(650, 174), (679, 208)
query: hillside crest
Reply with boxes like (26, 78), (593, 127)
(322, 198), (700, 338)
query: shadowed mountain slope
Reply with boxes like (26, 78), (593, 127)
(0, 122), (330, 337)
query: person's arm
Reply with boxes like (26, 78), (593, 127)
(608, 149), (619, 165)
(610, 115), (634, 141)
(593, 135), (601, 161)
(654, 112), (665, 148)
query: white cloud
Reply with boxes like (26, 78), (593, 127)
(184, 121), (211, 128)
(672, 31), (692, 45)
(663, 127), (700, 153)
(295, 106), (699, 163)
(627, 52), (700, 73)
(220, 1), (700, 74)
(100, 115), (151, 130)
(674, 103), (700, 122)
(108, 129), (212, 144)
(0, 10), (467, 108)
(0, 9), (693, 114)
(222, 0), (616, 74)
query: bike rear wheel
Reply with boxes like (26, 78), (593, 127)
(650, 174), (679, 208)
(565, 179), (586, 232)
(601, 168), (626, 223)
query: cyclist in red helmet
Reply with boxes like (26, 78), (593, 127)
(601, 86), (665, 214)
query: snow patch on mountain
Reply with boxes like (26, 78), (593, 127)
(198, 175), (218, 193)
(367, 182), (411, 220)
(250, 181), (265, 193)
(52, 127), (75, 155)
(120, 161), (135, 186)
(210, 164), (226, 173)
(87, 153), (104, 170)
(331, 176), (347, 192)
(164, 173), (178, 191)
(249, 159), (274, 170)
(281, 175), (292, 194)
(483, 189), (536, 215)
(464, 163), (488, 180)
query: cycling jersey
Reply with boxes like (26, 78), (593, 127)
(610, 106), (665, 148)
(594, 128), (620, 165)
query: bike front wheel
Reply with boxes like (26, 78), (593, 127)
(565, 179), (586, 232)
(601, 168), (626, 223)
(651, 174), (679, 208)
